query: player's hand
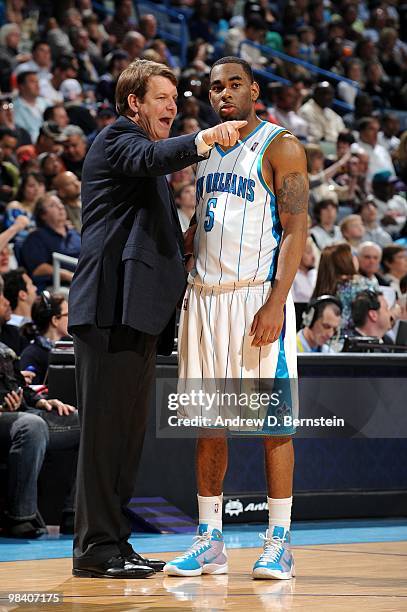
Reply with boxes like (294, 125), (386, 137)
(202, 121), (247, 148)
(249, 301), (285, 347)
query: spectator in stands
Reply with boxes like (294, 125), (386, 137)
(357, 241), (389, 288)
(121, 31), (146, 62)
(188, 0), (217, 45)
(175, 183), (195, 233)
(358, 199), (392, 248)
(52, 171), (82, 232)
(70, 27), (105, 87)
(7, 172), (45, 222)
(306, 143), (351, 207)
(358, 117), (395, 181)
(277, 34), (310, 82)
(82, 12), (110, 58)
(292, 237), (318, 303)
(0, 23), (28, 92)
(312, 242), (377, 333)
(0, 127), (19, 166)
(0, 142), (19, 206)
(61, 125), (87, 179)
(20, 293), (69, 385)
(364, 61), (393, 109)
(176, 116), (201, 136)
(310, 197), (342, 251)
(104, 0), (137, 45)
(371, 171), (407, 235)
(43, 103), (70, 130)
(0, 247), (10, 275)
(96, 50), (130, 106)
(170, 166), (196, 196)
(0, 274), (28, 355)
(87, 104), (116, 146)
(337, 59), (364, 106)
(138, 14), (158, 48)
(268, 85), (308, 140)
(60, 80), (97, 136)
(378, 113), (401, 157)
(3, 268), (37, 328)
(381, 245), (407, 296)
(299, 82), (346, 144)
(21, 193), (81, 291)
(35, 121), (66, 156)
(39, 54), (78, 105)
(0, 95), (31, 147)
(340, 214), (365, 251)
(343, 92), (374, 130)
(394, 131), (407, 185)
(350, 289), (393, 342)
(13, 71), (50, 144)
(225, 15), (268, 69)
(38, 152), (65, 190)
(16, 40), (52, 82)
(296, 296), (342, 353)
(0, 216), (30, 264)
(0, 292), (79, 538)
(44, 17), (74, 59)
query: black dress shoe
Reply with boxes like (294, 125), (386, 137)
(72, 555), (155, 579)
(125, 551), (166, 572)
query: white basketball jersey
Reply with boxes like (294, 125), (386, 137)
(189, 121), (289, 288)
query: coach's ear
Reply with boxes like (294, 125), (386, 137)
(127, 93), (139, 117)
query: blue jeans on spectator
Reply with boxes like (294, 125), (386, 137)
(0, 409), (80, 520)
(0, 412), (48, 520)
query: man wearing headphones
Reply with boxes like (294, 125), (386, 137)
(350, 290), (393, 343)
(297, 295), (342, 352)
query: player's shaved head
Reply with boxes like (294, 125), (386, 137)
(210, 56), (254, 83)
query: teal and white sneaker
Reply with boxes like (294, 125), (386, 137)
(163, 524), (228, 577)
(252, 527), (295, 580)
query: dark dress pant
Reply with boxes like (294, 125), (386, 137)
(72, 324), (157, 564)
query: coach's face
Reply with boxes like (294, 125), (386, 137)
(209, 64), (259, 122)
(131, 75), (178, 141)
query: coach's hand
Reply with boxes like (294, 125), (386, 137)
(202, 121), (247, 148)
(250, 301), (285, 347)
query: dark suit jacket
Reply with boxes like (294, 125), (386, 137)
(68, 115), (203, 352)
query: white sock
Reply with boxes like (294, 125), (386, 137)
(268, 496), (292, 537)
(198, 494), (223, 532)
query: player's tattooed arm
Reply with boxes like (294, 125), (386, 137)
(276, 172), (308, 216)
(250, 136), (308, 347)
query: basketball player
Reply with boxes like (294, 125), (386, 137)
(164, 57), (308, 580)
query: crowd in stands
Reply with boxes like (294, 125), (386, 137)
(0, 0), (406, 536)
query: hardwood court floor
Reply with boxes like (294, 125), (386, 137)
(0, 541), (406, 611)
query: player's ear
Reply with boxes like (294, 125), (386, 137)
(251, 81), (260, 102)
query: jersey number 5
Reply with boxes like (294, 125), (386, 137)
(204, 197), (217, 232)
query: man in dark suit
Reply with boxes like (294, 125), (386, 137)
(68, 59), (246, 579)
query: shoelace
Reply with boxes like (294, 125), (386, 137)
(177, 532), (211, 560)
(258, 533), (284, 563)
